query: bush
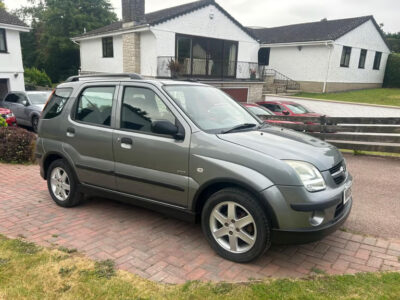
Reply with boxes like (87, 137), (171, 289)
(0, 127), (36, 163)
(383, 53), (400, 88)
(0, 116), (7, 128)
(24, 67), (52, 88)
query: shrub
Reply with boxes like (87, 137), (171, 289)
(24, 67), (52, 88)
(0, 116), (7, 128)
(383, 53), (400, 88)
(0, 127), (36, 163)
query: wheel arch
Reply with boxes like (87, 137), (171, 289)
(42, 151), (75, 180)
(192, 178), (279, 228)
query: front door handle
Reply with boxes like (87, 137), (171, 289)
(66, 127), (75, 138)
(120, 137), (133, 150)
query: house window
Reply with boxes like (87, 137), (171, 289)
(358, 49), (367, 69)
(373, 52), (382, 70)
(258, 48), (270, 66)
(0, 29), (7, 53)
(102, 37), (113, 58)
(340, 46), (352, 68)
(175, 34), (238, 78)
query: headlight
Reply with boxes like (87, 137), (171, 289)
(285, 160), (326, 192)
(6, 113), (14, 118)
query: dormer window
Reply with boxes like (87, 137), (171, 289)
(0, 29), (7, 53)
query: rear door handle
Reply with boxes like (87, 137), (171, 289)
(66, 127), (75, 138)
(120, 137), (133, 149)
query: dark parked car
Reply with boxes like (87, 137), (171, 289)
(36, 74), (352, 263)
(1, 91), (52, 132)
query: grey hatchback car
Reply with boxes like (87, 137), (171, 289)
(1, 91), (52, 132)
(36, 74), (352, 262)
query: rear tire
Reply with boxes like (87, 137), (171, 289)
(201, 188), (271, 263)
(47, 159), (82, 207)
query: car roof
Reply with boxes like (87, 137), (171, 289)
(259, 100), (301, 105)
(242, 103), (259, 107)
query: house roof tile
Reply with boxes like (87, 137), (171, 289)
(0, 9), (28, 28)
(248, 16), (388, 47)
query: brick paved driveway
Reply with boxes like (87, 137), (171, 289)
(1, 158), (400, 284)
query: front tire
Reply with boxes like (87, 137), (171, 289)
(201, 188), (271, 263)
(47, 159), (82, 207)
(32, 116), (39, 133)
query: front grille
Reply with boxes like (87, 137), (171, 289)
(329, 161), (346, 185)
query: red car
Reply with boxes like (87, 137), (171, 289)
(0, 107), (17, 126)
(256, 101), (322, 117)
(242, 103), (303, 125)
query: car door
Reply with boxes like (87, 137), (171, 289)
(113, 83), (190, 208)
(62, 83), (118, 190)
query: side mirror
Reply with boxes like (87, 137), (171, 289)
(22, 100), (29, 106)
(152, 120), (184, 140)
(282, 110), (290, 115)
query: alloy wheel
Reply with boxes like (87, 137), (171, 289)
(50, 167), (70, 201)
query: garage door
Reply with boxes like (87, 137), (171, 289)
(221, 88), (248, 102)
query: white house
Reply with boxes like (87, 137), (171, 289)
(249, 16), (391, 93)
(0, 9), (29, 99)
(72, 0), (263, 102)
(72, 0), (390, 101)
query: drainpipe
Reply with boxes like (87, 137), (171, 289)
(323, 41), (333, 93)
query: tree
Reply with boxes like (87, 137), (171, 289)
(14, 0), (117, 83)
(0, 0), (5, 9)
(386, 32), (400, 53)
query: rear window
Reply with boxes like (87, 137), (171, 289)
(42, 88), (73, 119)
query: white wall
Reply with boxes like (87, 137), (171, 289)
(328, 20), (391, 84)
(140, 31), (157, 77)
(150, 4), (259, 78)
(79, 35), (123, 73)
(0, 28), (25, 91)
(268, 45), (331, 82)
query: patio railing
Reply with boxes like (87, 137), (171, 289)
(157, 56), (263, 80)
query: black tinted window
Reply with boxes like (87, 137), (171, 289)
(43, 88), (72, 119)
(4, 94), (18, 103)
(264, 104), (283, 112)
(121, 87), (175, 133)
(75, 86), (115, 126)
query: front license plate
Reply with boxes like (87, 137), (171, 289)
(343, 181), (352, 205)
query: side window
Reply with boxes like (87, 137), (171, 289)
(43, 88), (73, 119)
(121, 87), (176, 134)
(4, 94), (18, 103)
(16, 93), (27, 104)
(265, 104), (282, 112)
(75, 86), (115, 126)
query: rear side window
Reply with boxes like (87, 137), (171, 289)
(4, 93), (19, 103)
(264, 104), (283, 112)
(42, 88), (73, 119)
(75, 86), (115, 126)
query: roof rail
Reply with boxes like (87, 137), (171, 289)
(65, 73), (143, 82)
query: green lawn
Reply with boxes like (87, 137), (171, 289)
(1, 235), (400, 299)
(295, 88), (400, 107)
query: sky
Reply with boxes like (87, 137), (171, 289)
(4, 0), (400, 33)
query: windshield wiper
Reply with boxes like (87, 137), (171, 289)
(221, 123), (258, 134)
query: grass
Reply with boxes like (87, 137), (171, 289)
(295, 88), (400, 107)
(0, 235), (400, 299)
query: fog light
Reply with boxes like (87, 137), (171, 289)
(310, 211), (325, 227)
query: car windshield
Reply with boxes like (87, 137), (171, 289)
(285, 103), (313, 114)
(164, 85), (260, 133)
(246, 105), (273, 116)
(28, 92), (52, 105)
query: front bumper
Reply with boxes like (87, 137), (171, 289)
(260, 172), (353, 244)
(271, 197), (352, 244)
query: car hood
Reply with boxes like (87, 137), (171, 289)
(217, 126), (342, 171)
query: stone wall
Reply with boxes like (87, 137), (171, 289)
(122, 32), (141, 73)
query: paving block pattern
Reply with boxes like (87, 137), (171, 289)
(1, 163), (399, 284)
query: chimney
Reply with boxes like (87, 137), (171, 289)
(122, 0), (145, 24)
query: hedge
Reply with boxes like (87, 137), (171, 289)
(383, 53), (400, 88)
(0, 127), (36, 163)
(24, 67), (52, 89)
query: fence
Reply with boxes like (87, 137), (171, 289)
(157, 56), (263, 80)
(264, 115), (400, 153)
